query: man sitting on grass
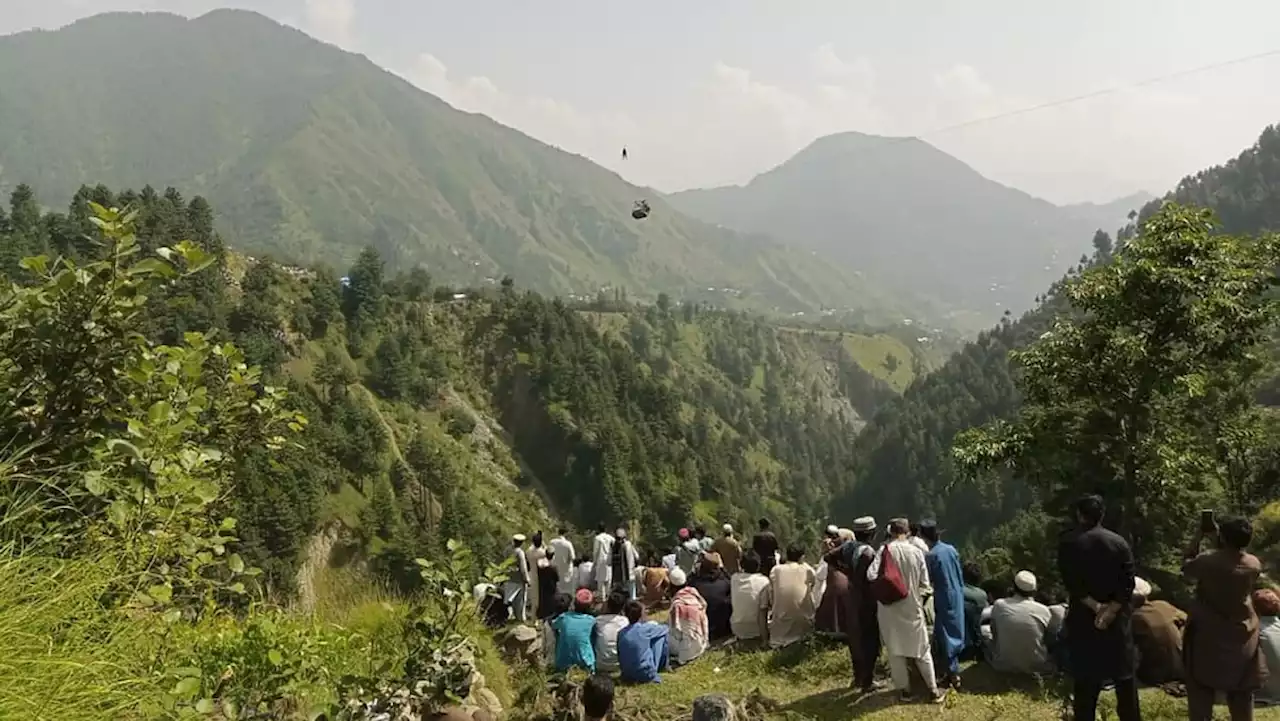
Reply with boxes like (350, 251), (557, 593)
(553, 588), (598, 673)
(617, 599), (670, 684)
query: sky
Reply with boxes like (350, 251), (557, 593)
(5, 1), (1280, 204)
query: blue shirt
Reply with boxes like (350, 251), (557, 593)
(617, 620), (668, 683)
(552, 611), (596, 672)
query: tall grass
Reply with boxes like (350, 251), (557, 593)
(0, 553), (165, 720)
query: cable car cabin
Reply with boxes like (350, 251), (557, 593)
(632, 200), (650, 220)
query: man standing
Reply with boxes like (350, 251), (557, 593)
(869, 518), (945, 704)
(711, 523), (743, 574)
(1057, 494), (1140, 721)
(611, 528), (639, 600)
(592, 523), (615, 598)
(677, 528), (702, 574)
(845, 516), (883, 693)
(695, 525), (714, 552)
(527, 532), (548, 618)
(550, 527), (576, 594)
(752, 518), (780, 577)
(507, 534), (531, 623)
(921, 520), (965, 689)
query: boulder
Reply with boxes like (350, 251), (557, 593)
(497, 623), (542, 663)
(691, 694), (738, 721)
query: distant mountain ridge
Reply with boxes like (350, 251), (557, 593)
(668, 131), (1129, 324)
(0, 10), (911, 322)
(1063, 191), (1157, 231)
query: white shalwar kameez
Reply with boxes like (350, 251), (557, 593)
(868, 538), (938, 695)
(592, 532), (615, 595)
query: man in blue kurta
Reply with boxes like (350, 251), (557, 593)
(921, 520), (965, 688)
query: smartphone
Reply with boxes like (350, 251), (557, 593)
(1200, 509), (1216, 533)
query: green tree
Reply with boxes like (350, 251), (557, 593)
(954, 204), (1280, 572)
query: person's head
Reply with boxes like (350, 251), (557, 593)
(531, 531), (544, 548)
(700, 552), (724, 576)
(512, 533), (526, 547)
(785, 542), (806, 563)
(853, 516), (877, 543)
(1013, 570), (1038, 598)
(741, 550), (762, 574)
(574, 588), (595, 613)
(545, 548), (555, 562)
(605, 591), (626, 615)
(615, 527), (627, 540)
(1254, 589), (1280, 618)
(758, 517), (770, 531)
(919, 520), (939, 545)
(824, 524), (839, 540)
(1218, 515), (1254, 551)
(624, 599), (645, 624)
(694, 525), (706, 539)
(597, 522), (607, 534)
(558, 526), (570, 537)
(722, 523), (734, 537)
(1075, 494), (1105, 527)
(887, 518), (910, 538)
(551, 592), (573, 617)
(582, 674), (615, 720)
(908, 522), (921, 538)
(668, 567), (687, 589)
(962, 561), (983, 587)
(575, 555), (589, 566)
(678, 527), (691, 542)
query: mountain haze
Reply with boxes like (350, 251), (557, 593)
(0, 10), (905, 320)
(668, 131), (1116, 324)
(1063, 190), (1157, 231)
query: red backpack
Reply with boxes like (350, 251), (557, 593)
(871, 544), (909, 605)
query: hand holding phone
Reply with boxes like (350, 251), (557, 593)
(1200, 509), (1217, 534)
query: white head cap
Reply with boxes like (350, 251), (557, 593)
(1014, 570), (1037, 594)
(669, 567), (687, 587)
(512, 533), (527, 543)
(825, 524), (839, 536)
(723, 523), (733, 534)
(1133, 577), (1152, 599)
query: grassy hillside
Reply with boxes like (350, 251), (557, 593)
(668, 131), (1113, 327)
(0, 10), (910, 322)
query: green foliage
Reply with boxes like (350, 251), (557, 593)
(955, 204), (1280, 572)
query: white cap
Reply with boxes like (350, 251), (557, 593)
(1133, 577), (1152, 598)
(512, 533), (527, 543)
(669, 568), (687, 587)
(825, 524), (839, 536)
(1014, 570), (1037, 593)
(723, 523), (734, 534)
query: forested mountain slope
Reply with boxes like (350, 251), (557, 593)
(0, 182), (906, 593)
(833, 122), (1280, 548)
(667, 131), (1112, 324)
(0, 10), (906, 320)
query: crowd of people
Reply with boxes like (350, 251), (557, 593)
(486, 495), (1280, 721)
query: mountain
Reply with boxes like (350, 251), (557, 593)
(668, 132), (1114, 325)
(1062, 191), (1157, 230)
(0, 10), (904, 321)
(833, 122), (1280, 547)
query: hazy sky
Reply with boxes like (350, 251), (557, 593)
(6, 1), (1280, 204)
